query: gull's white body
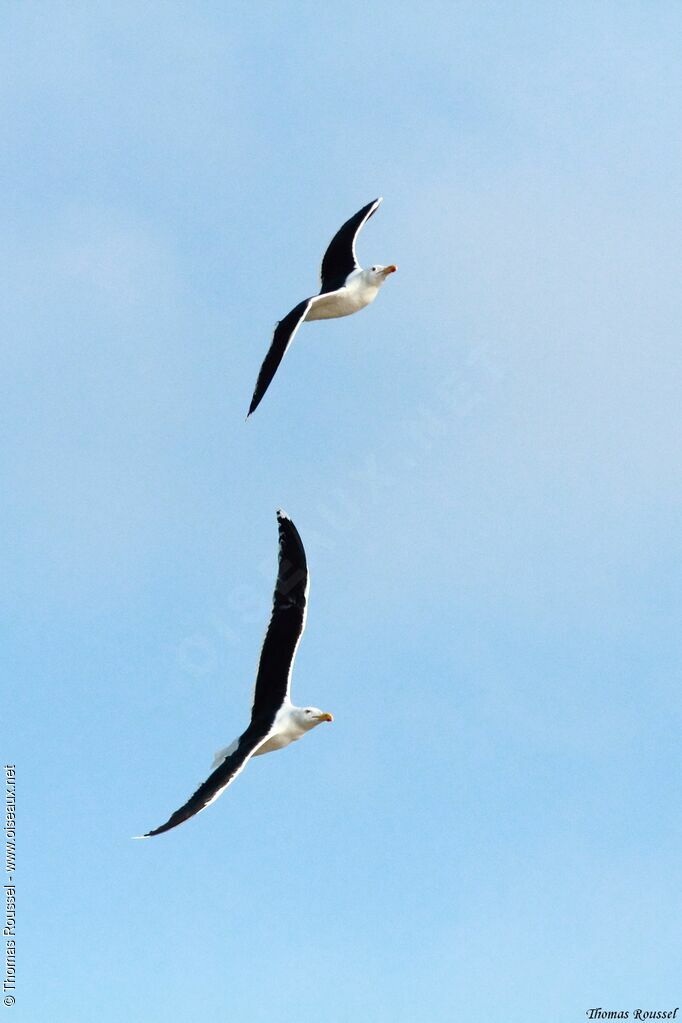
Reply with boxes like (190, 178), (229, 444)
(254, 705), (315, 754)
(211, 703), (322, 767)
(305, 269), (383, 321)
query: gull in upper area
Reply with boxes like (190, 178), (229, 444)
(247, 197), (397, 416)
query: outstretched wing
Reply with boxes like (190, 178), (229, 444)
(251, 510), (308, 719)
(138, 511), (309, 838)
(319, 197), (382, 294)
(247, 298), (313, 417)
(140, 720), (271, 837)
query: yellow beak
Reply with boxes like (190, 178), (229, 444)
(319, 712), (334, 723)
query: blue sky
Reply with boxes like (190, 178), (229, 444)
(3, 3), (682, 1020)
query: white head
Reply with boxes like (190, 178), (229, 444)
(365, 264), (397, 286)
(295, 706), (334, 731)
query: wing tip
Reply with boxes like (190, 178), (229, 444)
(276, 508), (290, 522)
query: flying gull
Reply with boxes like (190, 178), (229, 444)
(138, 510), (332, 837)
(247, 197), (397, 416)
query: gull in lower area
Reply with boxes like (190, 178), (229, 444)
(137, 510), (332, 837)
(247, 197), (397, 416)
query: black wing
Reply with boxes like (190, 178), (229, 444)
(251, 510), (308, 720)
(247, 298), (313, 417)
(140, 512), (308, 838)
(142, 721), (271, 837)
(319, 197), (382, 294)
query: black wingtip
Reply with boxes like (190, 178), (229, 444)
(276, 508), (304, 555)
(139, 822), (170, 839)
